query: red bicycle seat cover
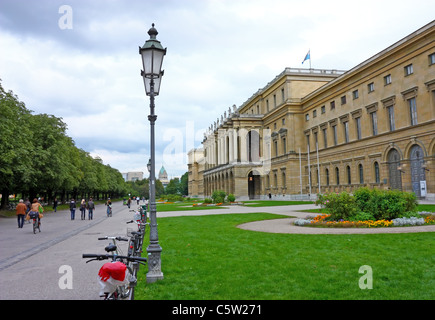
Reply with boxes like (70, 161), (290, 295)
(98, 262), (127, 282)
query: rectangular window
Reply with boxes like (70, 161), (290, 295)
(404, 64), (413, 76)
(305, 114), (309, 121)
(313, 110), (317, 118)
(281, 88), (285, 102)
(333, 125), (338, 146)
(384, 74), (392, 85)
(356, 117), (362, 140)
(306, 135), (310, 150)
(387, 106), (395, 131)
(352, 90), (359, 100)
(273, 94), (277, 108)
(322, 128), (327, 148)
(330, 101), (335, 110)
(282, 138), (286, 154)
(344, 122), (349, 143)
(321, 105), (325, 114)
(368, 82), (374, 93)
(409, 97), (417, 125)
(371, 112), (378, 136)
(341, 95), (347, 105)
(429, 53), (435, 65)
(266, 100), (269, 112)
(274, 140), (278, 157)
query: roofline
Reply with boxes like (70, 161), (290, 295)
(302, 20), (435, 102)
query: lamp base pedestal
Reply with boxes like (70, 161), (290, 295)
(146, 244), (164, 283)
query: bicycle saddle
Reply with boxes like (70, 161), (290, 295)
(105, 244), (117, 252)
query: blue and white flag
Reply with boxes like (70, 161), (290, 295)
(302, 50), (310, 64)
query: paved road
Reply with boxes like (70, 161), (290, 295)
(0, 201), (141, 300)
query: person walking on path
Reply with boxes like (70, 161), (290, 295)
(87, 198), (95, 220)
(16, 199), (27, 228)
(80, 199), (86, 220)
(69, 198), (77, 220)
(53, 198), (58, 212)
(24, 198), (31, 223)
(105, 198), (112, 217)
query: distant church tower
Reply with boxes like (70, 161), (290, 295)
(158, 165), (169, 188)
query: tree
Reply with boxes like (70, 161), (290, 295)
(179, 172), (188, 196)
(0, 80), (33, 209)
(0, 81), (128, 206)
(25, 113), (73, 202)
(165, 177), (180, 195)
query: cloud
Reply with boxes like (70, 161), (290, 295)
(1, 0), (435, 178)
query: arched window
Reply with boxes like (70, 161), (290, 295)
(346, 166), (351, 185)
(359, 164), (364, 184)
(374, 162), (380, 183)
(325, 168), (330, 186)
(335, 167), (340, 185)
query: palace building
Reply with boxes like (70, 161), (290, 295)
(188, 21), (435, 200)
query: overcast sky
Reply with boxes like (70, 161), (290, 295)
(1, 0), (434, 178)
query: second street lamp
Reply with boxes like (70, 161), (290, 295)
(139, 23), (166, 283)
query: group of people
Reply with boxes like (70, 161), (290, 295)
(15, 198), (44, 228)
(15, 197), (115, 228)
(69, 198), (96, 220)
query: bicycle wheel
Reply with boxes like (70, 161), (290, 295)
(33, 219), (37, 234)
(118, 267), (135, 300)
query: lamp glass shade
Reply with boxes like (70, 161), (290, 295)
(142, 70), (163, 95)
(141, 47), (165, 78)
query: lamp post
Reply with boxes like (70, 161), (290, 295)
(140, 23), (166, 283)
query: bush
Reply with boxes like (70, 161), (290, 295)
(349, 211), (375, 222)
(164, 194), (184, 202)
(315, 192), (358, 221)
(354, 188), (417, 220)
(226, 194), (236, 202)
(318, 188), (419, 221)
(211, 190), (226, 204)
(203, 198), (212, 204)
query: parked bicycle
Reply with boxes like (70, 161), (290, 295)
(98, 236), (128, 256)
(82, 251), (147, 300)
(126, 224), (145, 258)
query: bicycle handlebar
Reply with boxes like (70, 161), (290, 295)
(98, 236), (129, 241)
(82, 253), (148, 263)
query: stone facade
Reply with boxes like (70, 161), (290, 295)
(188, 21), (435, 200)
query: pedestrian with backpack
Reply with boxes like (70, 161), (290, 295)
(87, 198), (95, 220)
(69, 198), (76, 220)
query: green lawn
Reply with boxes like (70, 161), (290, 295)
(156, 202), (227, 212)
(135, 213), (435, 300)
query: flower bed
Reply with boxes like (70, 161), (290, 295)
(294, 213), (435, 228)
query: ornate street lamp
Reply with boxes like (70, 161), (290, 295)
(139, 23), (166, 283)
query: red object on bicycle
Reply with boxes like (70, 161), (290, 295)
(98, 261), (127, 282)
